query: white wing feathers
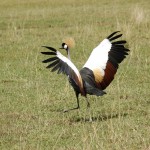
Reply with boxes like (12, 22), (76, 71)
(56, 51), (80, 78)
(83, 39), (112, 76)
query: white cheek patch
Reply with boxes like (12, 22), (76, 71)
(64, 44), (68, 49)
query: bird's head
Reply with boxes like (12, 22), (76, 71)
(60, 37), (75, 52)
(60, 43), (68, 51)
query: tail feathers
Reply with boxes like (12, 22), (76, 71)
(85, 82), (106, 96)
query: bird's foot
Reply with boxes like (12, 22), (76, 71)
(89, 116), (93, 122)
(63, 109), (69, 113)
(63, 106), (80, 113)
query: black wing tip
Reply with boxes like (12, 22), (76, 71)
(42, 60), (46, 63)
(41, 45), (50, 47)
(107, 31), (121, 39)
(41, 45), (48, 48)
(41, 51), (56, 56)
(41, 45), (51, 49)
(42, 60), (48, 63)
(42, 57), (58, 64)
(41, 46), (57, 52)
(41, 52), (45, 54)
(112, 40), (127, 45)
(114, 31), (121, 34)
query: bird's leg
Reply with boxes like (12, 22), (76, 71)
(63, 92), (80, 113)
(86, 97), (90, 108)
(85, 98), (92, 122)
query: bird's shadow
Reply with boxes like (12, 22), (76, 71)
(69, 112), (128, 123)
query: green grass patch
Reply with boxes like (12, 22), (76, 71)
(0, 0), (150, 149)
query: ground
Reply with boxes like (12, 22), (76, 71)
(0, 0), (150, 149)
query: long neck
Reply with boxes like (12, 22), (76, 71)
(67, 48), (71, 60)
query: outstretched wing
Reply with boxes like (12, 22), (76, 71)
(41, 46), (85, 95)
(80, 31), (129, 90)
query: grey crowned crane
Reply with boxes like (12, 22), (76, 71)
(41, 31), (130, 112)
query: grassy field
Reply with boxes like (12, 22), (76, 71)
(0, 0), (150, 149)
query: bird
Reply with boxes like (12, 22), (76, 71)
(41, 31), (130, 112)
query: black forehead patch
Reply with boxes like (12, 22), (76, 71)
(62, 43), (66, 47)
